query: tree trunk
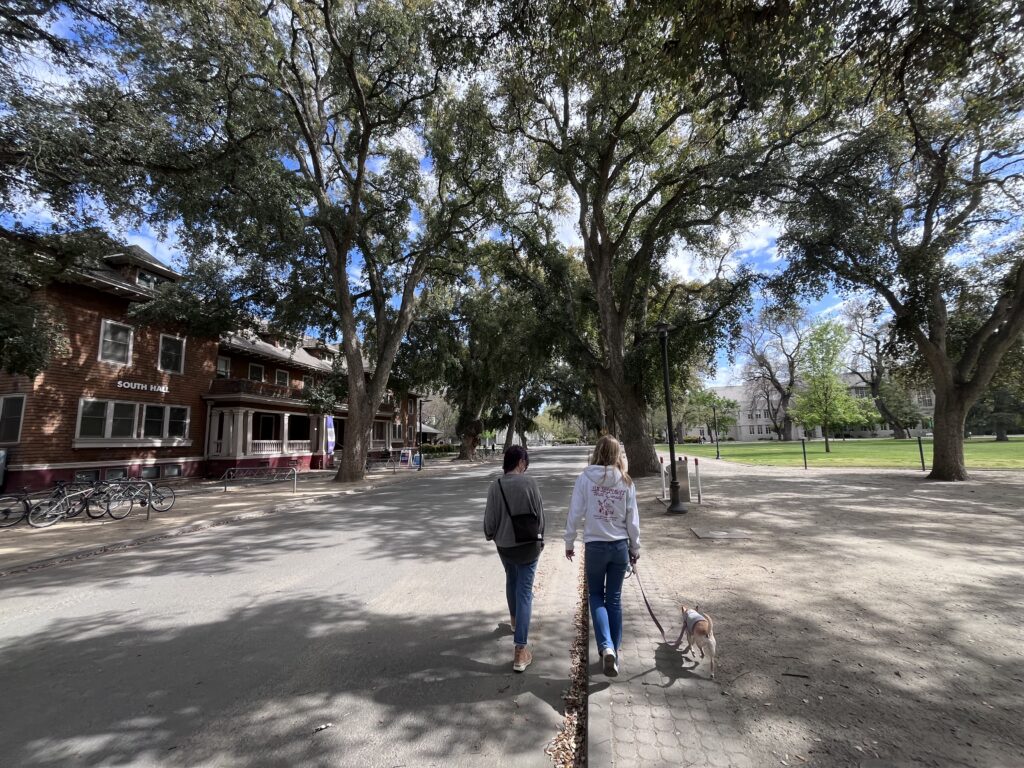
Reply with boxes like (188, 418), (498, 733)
(995, 423), (1009, 441)
(458, 429), (481, 460)
(823, 426), (831, 454)
(334, 406), (370, 483)
(598, 381), (658, 476)
(928, 393), (968, 481)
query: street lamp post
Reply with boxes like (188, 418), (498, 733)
(712, 404), (721, 460)
(656, 323), (687, 514)
(418, 398), (431, 471)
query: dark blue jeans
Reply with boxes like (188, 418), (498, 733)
(585, 539), (630, 654)
(499, 555), (539, 647)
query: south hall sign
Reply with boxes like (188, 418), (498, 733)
(116, 380), (170, 394)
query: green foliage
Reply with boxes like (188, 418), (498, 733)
(789, 321), (878, 447)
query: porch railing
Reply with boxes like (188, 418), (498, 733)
(287, 440), (311, 453)
(250, 440), (283, 454)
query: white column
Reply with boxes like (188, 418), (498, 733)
(245, 410), (254, 455)
(282, 413), (291, 452)
(234, 409), (247, 456)
(222, 410), (235, 456)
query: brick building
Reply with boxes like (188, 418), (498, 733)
(0, 247), (418, 490)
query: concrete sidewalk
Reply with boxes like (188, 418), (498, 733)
(0, 461), (491, 577)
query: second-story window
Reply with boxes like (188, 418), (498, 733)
(248, 363), (264, 381)
(302, 374), (313, 389)
(159, 334), (185, 374)
(216, 356), (231, 378)
(99, 320), (133, 365)
(275, 370), (289, 386)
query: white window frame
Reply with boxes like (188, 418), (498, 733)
(248, 363), (264, 382)
(216, 356), (232, 378)
(0, 393), (26, 444)
(158, 334), (186, 374)
(98, 319), (134, 366)
(74, 398), (191, 448)
(275, 369), (290, 386)
(302, 374), (313, 389)
(136, 270), (160, 290)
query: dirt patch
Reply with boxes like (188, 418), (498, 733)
(638, 462), (1024, 767)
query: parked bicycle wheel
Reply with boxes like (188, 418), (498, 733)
(0, 496), (28, 527)
(107, 493), (133, 520)
(149, 486), (176, 513)
(28, 498), (66, 528)
(86, 483), (112, 519)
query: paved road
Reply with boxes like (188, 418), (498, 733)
(0, 447), (588, 768)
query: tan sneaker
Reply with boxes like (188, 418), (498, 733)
(513, 645), (533, 672)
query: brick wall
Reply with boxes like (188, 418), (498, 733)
(0, 282), (218, 482)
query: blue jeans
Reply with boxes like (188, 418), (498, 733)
(585, 540), (629, 654)
(499, 555), (539, 647)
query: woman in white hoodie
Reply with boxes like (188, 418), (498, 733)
(564, 435), (640, 677)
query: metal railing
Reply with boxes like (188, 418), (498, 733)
(219, 466), (297, 493)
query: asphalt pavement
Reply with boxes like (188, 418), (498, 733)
(0, 450), (584, 767)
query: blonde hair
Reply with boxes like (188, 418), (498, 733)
(591, 434), (633, 486)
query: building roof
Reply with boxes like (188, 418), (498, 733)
(220, 332), (336, 374)
(103, 245), (180, 280)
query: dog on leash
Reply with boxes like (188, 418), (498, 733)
(681, 605), (716, 679)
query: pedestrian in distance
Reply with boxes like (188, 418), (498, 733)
(564, 435), (640, 677)
(484, 445), (546, 672)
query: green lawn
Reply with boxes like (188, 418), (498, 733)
(656, 436), (1024, 470)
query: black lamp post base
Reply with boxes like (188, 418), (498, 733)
(663, 482), (688, 515)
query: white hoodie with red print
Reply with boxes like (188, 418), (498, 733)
(564, 465), (640, 556)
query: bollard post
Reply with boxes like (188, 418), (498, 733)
(801, 438), (808, 470)
(660, 456), (667, 500)
(680, 456), (691, 502)
(918, 435), (926, 471)
(694, 457), (702, 504)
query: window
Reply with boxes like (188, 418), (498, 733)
(76, 400), (189, 442)
(106, 467), (128, 480)
(74, 469), (100, 484)
(757, 425), (763, 434)
(140, 466), (160, 480)
(248, 363), (264, 381)
(111, 402), (138, 438)
(749, 426), (755, 435)
(143, 405), (165, 437)
(216, 356), (231, 378)
(137, 271), (162, 291)
(0, 394), (25, 443)
(275, 369), (289, 386)
(99, 320), (133, 365)
(163, 464), (182, 477)
(918, 393), (934, 407)
(159, 335), (185, 374)
(302, 375), (313, 389)
(168, 407), (188, 438)
(372, 421), (387, 441)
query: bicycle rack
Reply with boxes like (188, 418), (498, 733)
(219, 466), (298, 493)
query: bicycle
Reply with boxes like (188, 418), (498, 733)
(27, 481), (107, 528)
(103, 479), (176, 519)
(1, 488), (34, 528)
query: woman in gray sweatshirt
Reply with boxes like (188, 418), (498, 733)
(483, 445), (546, 672)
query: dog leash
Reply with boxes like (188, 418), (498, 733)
(628, 562), (686, 649)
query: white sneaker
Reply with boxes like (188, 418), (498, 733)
(602, 647), (618, 677)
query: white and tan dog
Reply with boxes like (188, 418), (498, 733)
(681, 605), (716, 678)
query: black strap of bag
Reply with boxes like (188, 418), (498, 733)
(497, 478), (543, 542)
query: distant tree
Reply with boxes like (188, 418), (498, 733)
(843, 299), (924, 439)
(789, 321), (878, 452)
(740, 306), (810, 440)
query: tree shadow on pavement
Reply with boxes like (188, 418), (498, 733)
(0, 594), (566, 767)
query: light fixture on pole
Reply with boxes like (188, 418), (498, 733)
(712, 403), (721, 460)
(656, 323), (687, 514)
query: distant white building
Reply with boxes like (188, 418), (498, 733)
(698, 376), (934, 443)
